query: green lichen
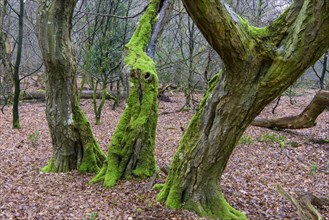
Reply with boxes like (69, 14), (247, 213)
(90, 0), (160, 188)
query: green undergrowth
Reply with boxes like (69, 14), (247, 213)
(238, 135), (254, 145)
(257, 132), (287, 149)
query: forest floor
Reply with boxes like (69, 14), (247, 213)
(0, 90), (328, 220)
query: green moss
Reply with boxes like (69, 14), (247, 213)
(74, 106), (106, 174)
(124, 0), (159, 75)
(238, 16), (269, 38)
(91, 0), (160, 188)
(41, 159), (58, 173)
(89, 164), (107, 184)
(182, 190), (247, 220)
(165, 187), (183, 209)
(156, 71), (247, 219)
(152, 183), (164, 190)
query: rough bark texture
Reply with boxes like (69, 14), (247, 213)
(252, 90), (329, 129)
(0, 0), (13, 102)
(37, 0), (106, 173)
(90, 0), (163, 188)
(157, 1), (329, 219)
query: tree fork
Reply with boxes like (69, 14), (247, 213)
(157, 0), (329, 219)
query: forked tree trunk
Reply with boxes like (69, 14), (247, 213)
(252, 90), (329, 129)
(37, 0), (106, 173)
(157, 1), (329, 219)
(90, 0), (171, 188)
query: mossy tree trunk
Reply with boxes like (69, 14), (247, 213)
(90, 0), (170, 188)
(37, 0), (106, 173)
(157, 1), (329, 219)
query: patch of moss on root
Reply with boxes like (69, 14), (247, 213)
(41, 159), (58, 173)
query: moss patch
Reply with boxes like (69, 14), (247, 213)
(238, 16), (269, 38)
(74, 105), (106, 173)
(41, 159), (57, 173)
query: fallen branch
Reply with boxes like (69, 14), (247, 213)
(277, 184), (329, 220)
(158, 83), (177, 102)
(252, 90), (329, 129)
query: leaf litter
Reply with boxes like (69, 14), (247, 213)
(0, 90), (328, 219)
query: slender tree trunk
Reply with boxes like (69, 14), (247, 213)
(157, 1), (329, 219)
(91, 0), (170, 188)
(320, 51), (328, 89)
(12, 0), (24, 128)
(37, 0), (106, 173)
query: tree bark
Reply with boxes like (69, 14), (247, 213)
(0, 0), (13, 102)
(157, 0), (329, 219)
(12, 0), (24, 128)
(37, 0), (106, 173)
(252, 90), (329, 129)
(90, 0), (170, 188)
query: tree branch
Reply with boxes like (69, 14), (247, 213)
(181, 0), (251, 69)
(252, 90), (329, 129)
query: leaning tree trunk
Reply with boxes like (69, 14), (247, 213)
(37, 0), (106, 173)
(157, 0), (329, 219)
(90, 0), (171, 188)
(252, 90), (329, 129)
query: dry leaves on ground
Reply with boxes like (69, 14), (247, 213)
(0, 91), (328, 219)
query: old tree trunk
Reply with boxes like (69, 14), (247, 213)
(157, 1), (329, 219)
(90, 0), (170, 188)
(37, 0), (106, 173)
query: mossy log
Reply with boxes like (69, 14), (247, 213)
(277, 185), (329, 220)
(252, 90), (329, 129)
